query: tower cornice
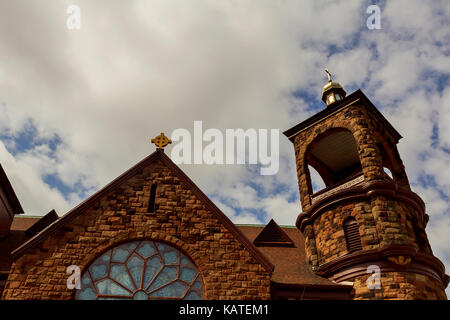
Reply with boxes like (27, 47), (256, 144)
(283, 89), (402, 143)
(296, 179), (428, 232)
(314, 244), (449, 288)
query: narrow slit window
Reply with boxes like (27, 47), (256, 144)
(147, 184), (157, 213)
(344, 218), (363, 253)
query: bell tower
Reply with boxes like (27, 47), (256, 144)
(283, 71), (449, 300)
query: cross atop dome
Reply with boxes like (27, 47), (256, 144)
(321, 69), (346, 107)
(325, 68), (333, 82)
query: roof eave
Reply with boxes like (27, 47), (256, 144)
(0, 164), (24, 216)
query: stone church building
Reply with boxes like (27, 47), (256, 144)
(0, 78), (448, 300)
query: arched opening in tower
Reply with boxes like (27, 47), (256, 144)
(306, 129), (362, 194)
(308, 165), (326, 193)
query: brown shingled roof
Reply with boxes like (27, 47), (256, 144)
(10, 216), (41, 231)
(237, 225), (347, 287)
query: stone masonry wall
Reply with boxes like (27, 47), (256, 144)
(312, 200), (376, 265)
(351, 271), (447, 300)
(2, 159), (271, 300)
(310, 196), (428, 266)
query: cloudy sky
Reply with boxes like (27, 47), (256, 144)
(0, 0), (449, 295)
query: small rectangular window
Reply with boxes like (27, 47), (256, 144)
(147, 184), (157, 213)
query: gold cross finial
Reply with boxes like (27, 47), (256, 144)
(151, 132), (172, 149)
(325, 68), (332, 82)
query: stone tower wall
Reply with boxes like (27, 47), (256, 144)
(306, 196), (431, 267)
(292, 103), (447, 300)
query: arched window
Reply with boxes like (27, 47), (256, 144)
(343, 218), (363, 253)
(76, 240), (204, 300)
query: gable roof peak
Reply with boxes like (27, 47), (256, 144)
(253, 219), (294, 247)
(11, 149), (274, 272)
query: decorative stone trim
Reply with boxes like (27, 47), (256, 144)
(315, 244), (448, 286)
(297, 180), (426, 231)
(311, 174), (364, 204)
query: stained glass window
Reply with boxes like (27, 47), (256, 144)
(76, 240), (204, 300)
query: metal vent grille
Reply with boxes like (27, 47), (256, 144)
(344, 219), (363, 253)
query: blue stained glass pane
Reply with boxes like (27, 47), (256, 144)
(180, 255), (191, 266)
(180, 267), (196, 283)
(148, 266), (177, 291)
(112, 248), (130, 263)
(150, 280), (187, 298)
(127, 254), (144, 289)
(81, 274), (92, 286)
(110, 264), (135, 290)
(77, 287), (97, 300)
(133, 291), (147, 300)
(77, 274), (97, 300)
(102, 251), (112, 262)
(125, 242), (139, 251)
(163, 250), (178, 264)
(96, 278), (132, 296)
(173, 283), (183, 297)
(185, 290), (202, 300)
(90, 251), (111, 280)
(156, 243), (166, 252)
(90, 263), (108, 280)
(193, 279), (202, 289)
(137, 242), (156, 258)
(143, 256), (162, 288)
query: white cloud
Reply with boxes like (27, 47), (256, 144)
(0, 141), (71, 215)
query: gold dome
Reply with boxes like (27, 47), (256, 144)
(321, 69), (346, 106)
(322, 81), (344, 96)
